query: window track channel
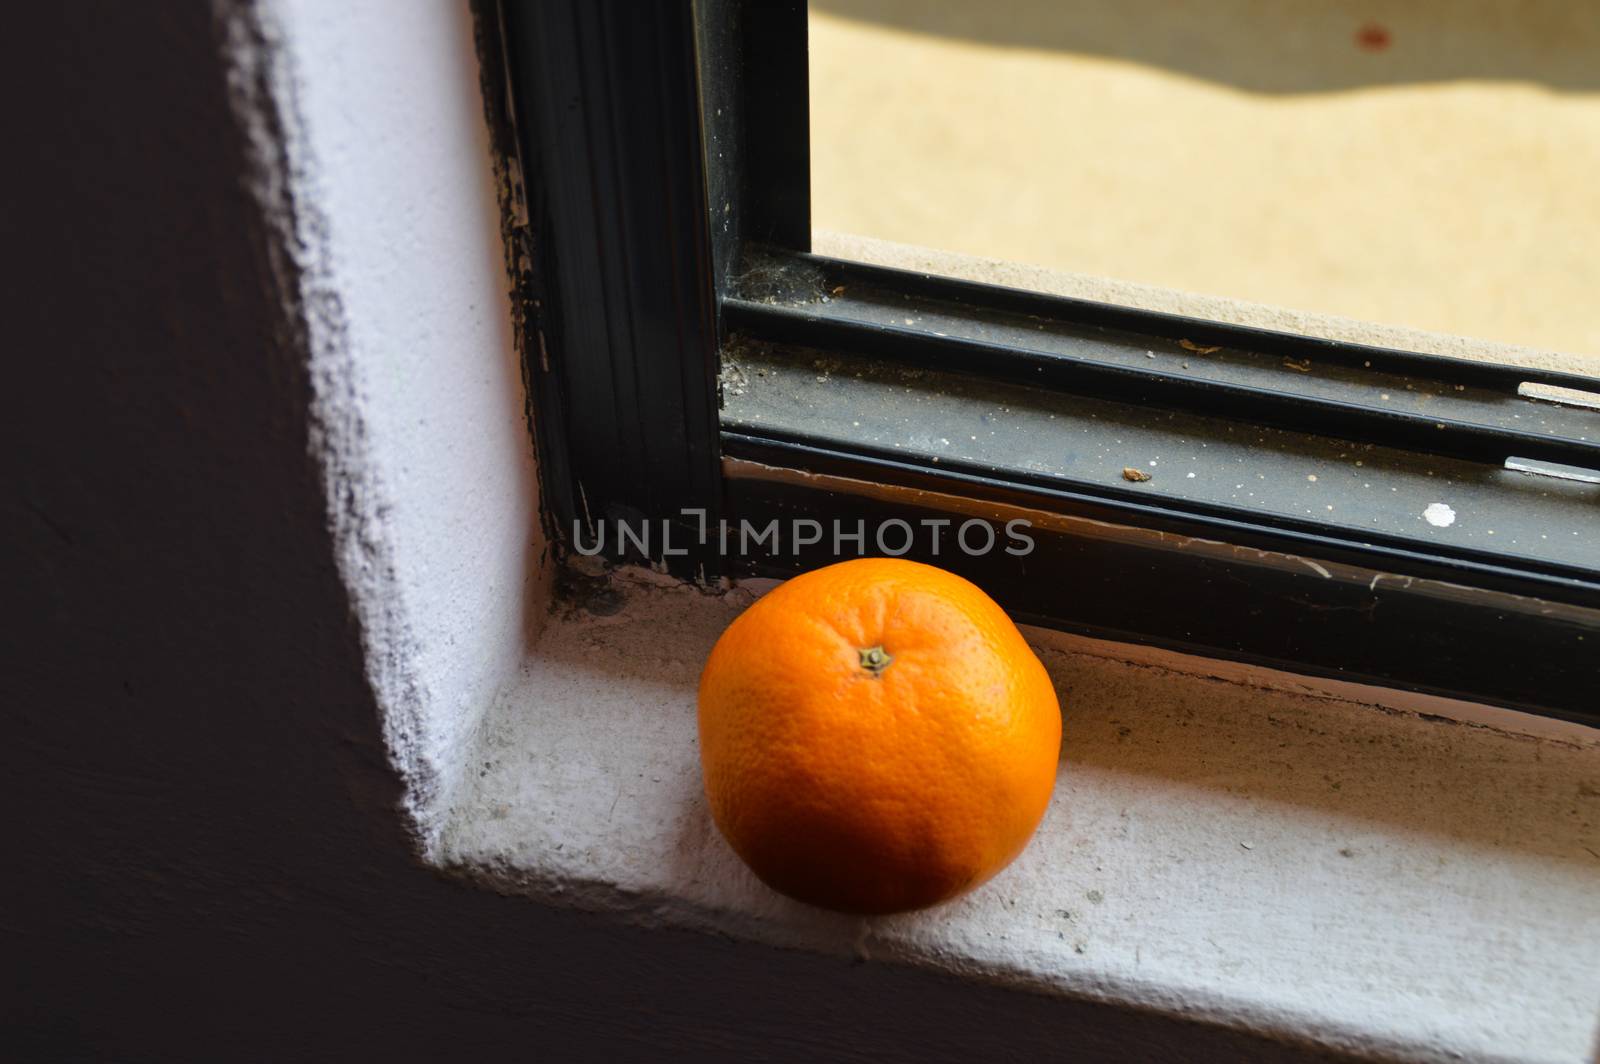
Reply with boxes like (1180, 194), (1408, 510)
(723, 248), (1600, 474)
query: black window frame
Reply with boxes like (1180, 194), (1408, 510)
(486, 0), (1599, 727)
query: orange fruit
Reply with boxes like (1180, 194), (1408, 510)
(697, 557), (1062, 914)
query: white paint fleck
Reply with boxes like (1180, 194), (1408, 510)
(1423, 503), (1456, 528)
(1297, 558), (1333, 579)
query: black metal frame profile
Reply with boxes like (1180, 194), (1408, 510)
(491, 0), (1599, 726)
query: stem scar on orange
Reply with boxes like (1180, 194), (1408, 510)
(697, 557), (1063, 914)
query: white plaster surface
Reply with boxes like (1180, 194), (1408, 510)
(440, 570), (1600, 1063)
(237, 0), (544, 841)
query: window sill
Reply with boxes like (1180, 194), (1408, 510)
(260, 7), (1598, 1051)
(435, 567), (1600, 1064)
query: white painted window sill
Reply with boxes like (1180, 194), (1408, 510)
(434, 569), (1600, 1064)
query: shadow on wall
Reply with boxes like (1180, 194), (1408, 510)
(810, 0), (1600, 94)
